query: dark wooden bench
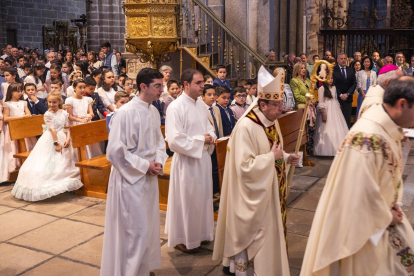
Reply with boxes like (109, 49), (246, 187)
(8, 115), (45, 180)
(70, 119), (110, 199)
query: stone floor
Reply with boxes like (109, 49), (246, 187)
(1, 154), (414, 276)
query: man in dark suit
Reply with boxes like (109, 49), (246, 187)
(403, 55), (414, 76)
(24, 83), (48, 115)
(152, 99), (165, 125)
(333, 53), (357, 128)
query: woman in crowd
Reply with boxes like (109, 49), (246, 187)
(88, 51), (102, 70)
(115, 52), (126, 76)
(65, 51), (74, 64)
(356, 56), (377, 120)
(159, 65), (172, 101)
(290, 62), (316, 154)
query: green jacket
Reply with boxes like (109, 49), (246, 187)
(289, 77), (311, 107)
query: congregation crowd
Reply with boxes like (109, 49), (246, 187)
(1, 39), (414, 276)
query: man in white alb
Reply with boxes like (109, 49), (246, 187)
(165, 68), (216, 253)
(100, 68), (168, 276)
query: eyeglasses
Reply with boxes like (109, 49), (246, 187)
(125, 84), (133, 86)
(235, 95), (247, 98)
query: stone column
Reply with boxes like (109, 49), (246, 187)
(305, 0), (321, 58)
(87, 0), (125, 52)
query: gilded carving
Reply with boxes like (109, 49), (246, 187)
(186, 47), (197, 56)
(127, 17), (149, 37)
(199, 56), (210, 68)
(126, 7), (149, 13)
(151, 16), (176, 37)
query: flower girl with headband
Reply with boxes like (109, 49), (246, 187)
(66, 71), (83, 98)
(11, 91), (83, 201)
(3, 83), (37, 176)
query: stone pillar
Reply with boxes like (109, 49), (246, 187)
(87, 0), (125, 52)
(305, 0), (321, 58)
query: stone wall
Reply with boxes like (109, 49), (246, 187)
(0, 0), (86, 50)
(87, 0), (125, 53)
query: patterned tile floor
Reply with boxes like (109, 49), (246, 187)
(1, 153), (413, 275)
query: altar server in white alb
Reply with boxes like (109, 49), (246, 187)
(165, 68), (216, 253)
(100, 68), (168, 276)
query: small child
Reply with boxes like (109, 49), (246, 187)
(245, 79), (257, 105)
(24, 83), (48, 115)
(117, 74), (127, 91)
(202, 84), (222, 139)
(202, 84), (222, 205)
(230, 86), (249, 120)
(84, 76), (108, 121)
(213, 65), (234, 100)
(3, 83), (36, 175)
(11, 91), (83, 201)
(24, 62), (47, 99)
(65, 71), (82, 98)
(177, 82), (183, 97)
(21, 63), (31, 81)
(46, 64), (67, 96)
(2, 68), (22, 99)
(106, 91), (130, 133)
(163, 80), (179, 115)
(65, 79), (102, 158)
(50, 80), (67, 103)
(123, 77), (135, 98)
(97, 70), (117, 113)
(204, 75), (213, 85)
(215, 86), (236, 136)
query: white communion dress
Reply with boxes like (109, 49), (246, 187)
(11, 110), (83, 201)
(313, 86), (349, 156)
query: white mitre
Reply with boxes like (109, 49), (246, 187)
(257, 65), (284, 101)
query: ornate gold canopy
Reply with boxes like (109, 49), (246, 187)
(122, 0), (180, 67)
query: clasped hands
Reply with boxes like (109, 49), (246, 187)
(390, 203), (403, 226)
(204, 134), (214, 145)
(340, 94), (348, 101)
(270, 142), (300, 166)
(147, 162), (162, 176)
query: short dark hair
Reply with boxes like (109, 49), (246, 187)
(91, 68), (102, 78)
(216, 64), (226, 71)
(101, 42), (111, 48)
(167, 79), (178, 89)
(384, 78), (414, 107)
(136, 68), (163, 92)
(181, 68), (202, 86)
(119, 74), (127, 80)
(361, 56), (374, 70)
(258, 98), (270, 112)
(24, 83), (36, 91)
(17, 55), (25, 62)
(203, 84), (215, 96)
(51, 79), (63, 87)
(234, 86), (246, 94)
(4, 57), (14, 65)
(122, 77), (131, 86)
(23, 63), (31, 69)
(216, 86), (231, 96)
(84, 76), (97, 87)
(312, 54), (320, 60)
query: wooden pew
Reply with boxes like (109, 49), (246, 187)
(70, 120), (110, 199)
(8, 115), (45, 180)
(279, 109), (313, 166)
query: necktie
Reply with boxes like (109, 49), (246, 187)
(341, 67), (346, 79)
(30, 101), (35, 110)
(209, 107), (220, 137)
